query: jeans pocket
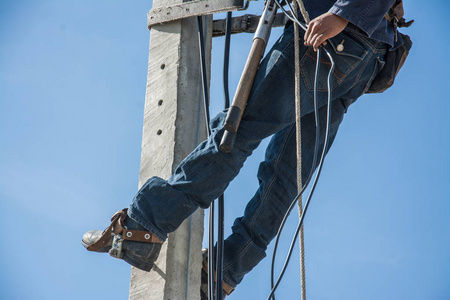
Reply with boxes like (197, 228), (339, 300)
(300, 32), (369, 92)
(364, 55), (386, 94)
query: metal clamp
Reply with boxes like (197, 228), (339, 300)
(212, 12), (289, 37)
(109, 235), (124, 259)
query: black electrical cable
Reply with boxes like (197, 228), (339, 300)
(198, 12), (233, 300)
(269, 2), (317, 299)
(267, 47), (336, 300)
(274, 0), (308, 32)
(196, 15), (216, 300)
(214, 12), (233, 300)
(223, 11), (232, 108)
(269, 31), (322, 300)
(267, 3), (341, 300)
(216, 195), (225, 300)
(209, 205), (216, 300)
(197, 16), (212, 136)
(200, 3), (336, 300)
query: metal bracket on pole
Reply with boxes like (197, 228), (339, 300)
(148, 0), (245, 29)
(212, 12), (289, 37)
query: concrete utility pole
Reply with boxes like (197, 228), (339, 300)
(129, 1), (212, 299)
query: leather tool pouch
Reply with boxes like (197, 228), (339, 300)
(366, 0), (413, 94)
(366, 33), (412, 94)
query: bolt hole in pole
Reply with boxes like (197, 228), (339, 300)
(158, 99), (163, 106)
(160, 63), (166, 69)
(157, 130), (162, 135)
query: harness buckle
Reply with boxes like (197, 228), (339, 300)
(109, 234), (124, 259)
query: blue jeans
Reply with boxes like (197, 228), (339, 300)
(128, 24), (387, 288)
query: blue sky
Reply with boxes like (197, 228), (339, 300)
(0, 0), (449, 299)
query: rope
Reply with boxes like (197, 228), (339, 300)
(293, 1), (307, 299)
(297, 0), (310, 24)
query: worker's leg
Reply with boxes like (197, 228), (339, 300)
(128, 24), (387, 242)
(83, 17), (389, 278)
(83, 21), (304, 268)
(127, 24), (303, 241)
(219, 31), (390, 289)
(128, 22), (387, 243)
(221, 102), (345, 288)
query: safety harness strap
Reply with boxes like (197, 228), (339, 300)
(385, 0), (414, 29)
(86, 209), (163, 252)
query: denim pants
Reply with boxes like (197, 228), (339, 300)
(129, 23), (387, 288)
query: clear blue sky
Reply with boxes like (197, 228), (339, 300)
(1, 1), (449, 299)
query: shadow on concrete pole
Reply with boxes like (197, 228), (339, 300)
(129, 1), (212, 299)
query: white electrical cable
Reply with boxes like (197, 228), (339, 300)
(269, 1), (338, 300)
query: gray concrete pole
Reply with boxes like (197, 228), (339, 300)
(129, 1), (212, 299)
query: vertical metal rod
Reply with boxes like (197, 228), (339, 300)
(216, 195), (225, 300)
(197, 15), (216, 300)
(214, 12), (232, 300)
(197, 16), (212, 137)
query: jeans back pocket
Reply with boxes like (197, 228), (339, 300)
(300, 31), (369, 92)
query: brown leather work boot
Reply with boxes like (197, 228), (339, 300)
(82, 208), (163, 272)
(200, 249), (235, 300)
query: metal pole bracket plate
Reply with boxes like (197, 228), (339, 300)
(212, 12), (289, 37)
(148, 0), (245, 29)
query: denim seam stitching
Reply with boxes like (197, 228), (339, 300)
(222, 240), (253, 286)
(300, 49), (339, 92)
(128, 210), (167, 241)
(354, 34), (387, 53)
(254, 123), (295, 223)
(305, 48), (345, 82)
(222, 124), (295, 284)
(351, 50), (375, 91)
(249, 36), (294, 104)
(363, 56), (384, 93)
